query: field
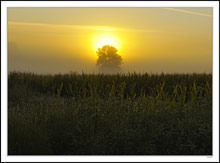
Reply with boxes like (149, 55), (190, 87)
(8, 72), (212, 155)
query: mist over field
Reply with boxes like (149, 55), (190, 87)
(7, 7), (213, 155)
(8, 8), (212, 74)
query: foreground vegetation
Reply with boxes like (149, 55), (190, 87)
(8, 72), (212, 155)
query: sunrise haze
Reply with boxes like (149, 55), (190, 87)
(8, 8), (212, 74)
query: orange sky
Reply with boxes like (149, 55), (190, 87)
(8, 8), (212, 74)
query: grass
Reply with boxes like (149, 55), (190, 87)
(8, 71), (212, 155)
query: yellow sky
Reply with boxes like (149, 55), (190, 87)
(8, 8), (212, 74)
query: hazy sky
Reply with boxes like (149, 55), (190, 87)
(8, 8), (212, 74)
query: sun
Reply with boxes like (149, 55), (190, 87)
(93, 33), (121, 53)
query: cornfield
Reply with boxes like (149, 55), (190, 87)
(8, 71), (212, 155)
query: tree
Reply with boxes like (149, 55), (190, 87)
(96, 45), (123, 74)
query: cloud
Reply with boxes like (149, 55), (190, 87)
(8, 21), (158, 33)
(8, 21), (116, 30)
(163, 8), (212, 18)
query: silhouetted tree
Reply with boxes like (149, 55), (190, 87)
(96, 45), (123, 74)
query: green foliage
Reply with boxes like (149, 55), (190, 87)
(8, 71), (212, 155)
(57, 82), (63, 100)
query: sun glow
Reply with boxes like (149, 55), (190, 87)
(93, 32), (121, 54)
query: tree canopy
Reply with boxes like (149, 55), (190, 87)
(96, 45), (123, 74)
